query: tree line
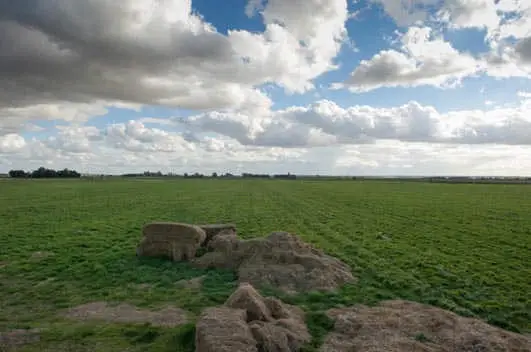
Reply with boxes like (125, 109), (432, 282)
(120, 171), (296, 179)
(8, 167), (81, 178)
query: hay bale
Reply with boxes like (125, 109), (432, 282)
(322, 300), (531, 352)
(225, 283), (273, 322)
(250, 320), (310, 352)
(136, 222), (206, 262)
(192, 231), (355, 293)
(195, 307), (257, 352)
(195, 283), (310, 352)
(198, 224), (237, 245)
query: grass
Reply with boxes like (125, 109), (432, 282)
(1, 178), (530, 350)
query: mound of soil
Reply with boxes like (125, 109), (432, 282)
(193, 231), (355, 293)
(137, 222), (206, 261)
(322, 300), (531, 352)
(63, 302), (188, 327)
(195, 283), (310, 352)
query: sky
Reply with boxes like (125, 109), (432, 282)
(1, 0), (531, 176)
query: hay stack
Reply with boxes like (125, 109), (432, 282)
(197, 223), (237, 246)
(136, 222), (206, 261)
(322, 300), (531, 351)
(195, 283), (310, 352)
(192, 231), (355, 293)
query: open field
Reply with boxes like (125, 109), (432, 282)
(1, 179), (530, 351)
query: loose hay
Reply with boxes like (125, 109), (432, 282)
(63, 302), (188, 327)
(195, 283), (310, 352)
(193, 231), (355, 293)
(175, 276), (205, 290)
(0, 329), (40, 351)
(322, 300), (531, 352)
(197, 224), (237, 246)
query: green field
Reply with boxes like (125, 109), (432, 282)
(1, 179), (530, 351)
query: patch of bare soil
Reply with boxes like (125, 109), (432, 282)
(192, 231), (355, 294)
(195, 283), (310, 352)
(62, 302), (188, 327)
(322, 300), (531, 352)
(0, 329), (40, 351)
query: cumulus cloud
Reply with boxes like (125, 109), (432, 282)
(103, 121), (196, 153)
(178, 111), (337, 147)
(1, 0), (531, 176)
(169, 98), (531, 147)
(372, 0), (522, 33)
(45, 126), (102, 153)
(515, 36), (531, 63)
(366, 0), (531, 82)
(0, 134), (26, 153)
(369, 0), (439, 27)
(0, 102), (113, 135)
(438, 0), (500, 31)
(0, 0), (347, 114)
(341, 27), (480, 92)
(2, 98), (531, 175)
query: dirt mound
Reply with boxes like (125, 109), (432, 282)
(63, 302), (188, 327)
(322, 300), (531, 352)
(193, 231), (355, 293)
(137, 222), (206, 261)
(0, 329), (40, 351)
(195, 283), (310, 352)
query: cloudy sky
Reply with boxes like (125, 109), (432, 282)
(1, 0), (531, 176)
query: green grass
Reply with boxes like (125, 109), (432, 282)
(1, 178), (530, 350)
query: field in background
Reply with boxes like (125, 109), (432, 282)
(1, 179), (530, 351)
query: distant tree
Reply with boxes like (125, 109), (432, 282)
(212, 172), (218, 178)
(184, 172), (189, 178)
(8, 169), (28, 178)
(17, 167), (82, 178)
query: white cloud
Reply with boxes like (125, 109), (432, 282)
(515, 36), (531, 62)
(0, 102), (111, 135)
(3, 100), (531, 175)
(0, 134), (26, 153)
(341, 27), (480, 92)
(495, 0), (531, 40)
(370, 0), (439, 27)
(368, 0), (531, 81)
(45, 126), (102, 153)
(104, 121), (195, 153)
(170, 98), (531, 147)
(2, 0), (531, 177)
(438, 0), (500, 31)
(0, 0), (348, 115)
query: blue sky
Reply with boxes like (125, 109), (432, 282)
(1, 0), (531, 175)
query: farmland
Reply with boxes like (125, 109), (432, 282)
(1, 178), (530, 351)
